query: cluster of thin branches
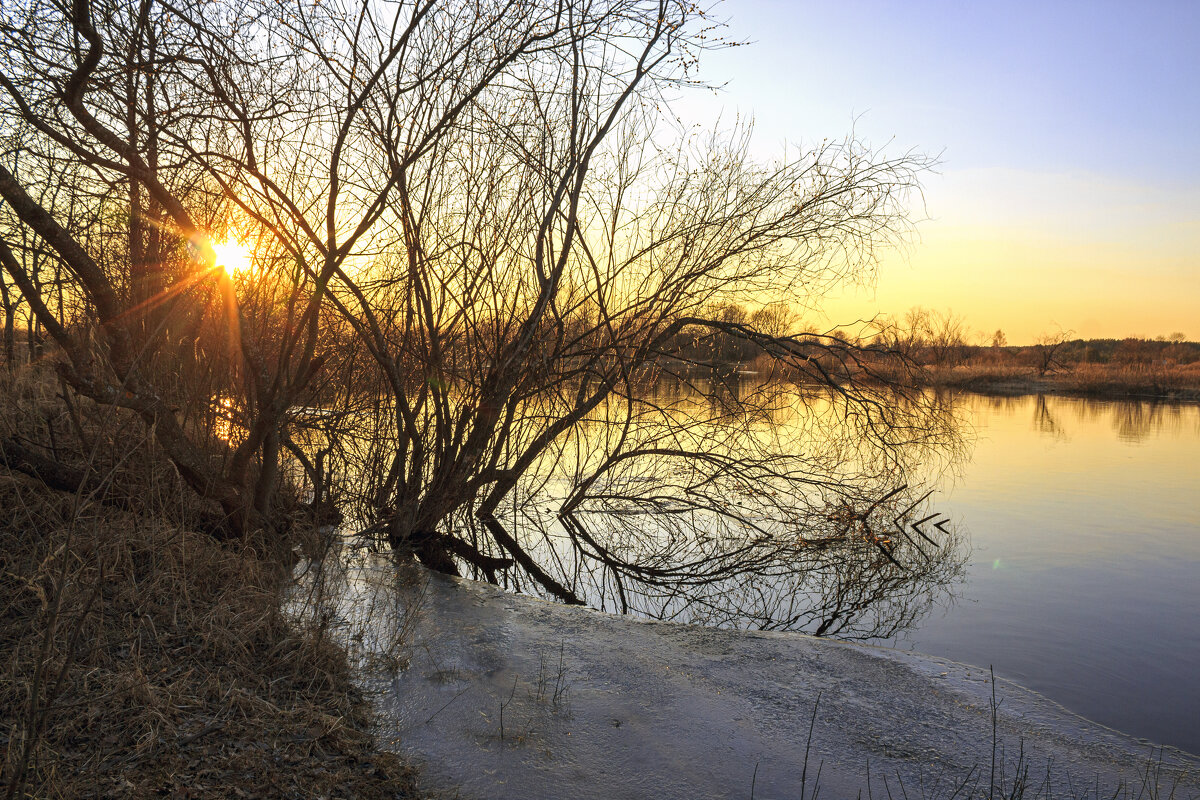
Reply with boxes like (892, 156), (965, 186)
(1, 0), (961, 630)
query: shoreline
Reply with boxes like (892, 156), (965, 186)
(664, 359), (1200, 403)
(362, 566), (1200, 799)
(919, 372), (1200, 402)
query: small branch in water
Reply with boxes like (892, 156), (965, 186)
(499, 673), (518, 744)
(425, 685), (472, 725)
(989, 664), (998, 800)
(801, 690), (822, 800)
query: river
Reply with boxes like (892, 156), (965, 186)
(891, 392), (1200, 755)
(309, 385), (1200, 756)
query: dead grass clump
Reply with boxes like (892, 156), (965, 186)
(906, 362), (1200, 401)
(1062, 363), (1200, 400)
(0, 470), (416, 798)
(924, 365), (1044, 393)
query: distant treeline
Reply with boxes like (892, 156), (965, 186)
(922, 337), (1200, 371)
(1013, 337), (1199, 365)
(666, 304), (1199, 372)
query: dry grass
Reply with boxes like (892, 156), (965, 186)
(1059, 362), (1200, 400)
(921, 365), (1043, 394)
(920, 363), (1200, 400)
(0, 364), (418, 799)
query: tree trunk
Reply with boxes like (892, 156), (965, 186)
(0, 276), (14, 367)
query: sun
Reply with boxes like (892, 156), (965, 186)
(212, 239), (251, 276)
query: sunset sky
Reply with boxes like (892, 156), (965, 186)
(680, 0), (1199, 344)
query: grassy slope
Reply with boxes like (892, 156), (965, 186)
(0, 367), (418, 798)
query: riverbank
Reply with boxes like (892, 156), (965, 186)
(696, 357), (1200, 402)
(363, 565), (1200, 800)
(919, 364), (1200, 401)
(0, 472), (419, 798)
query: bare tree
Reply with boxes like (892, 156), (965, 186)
(0, 0), (340, 536)
(0, 267), (14, 366)
(750, 303), (800, 340)
(894, 307), (968, 368)
(2, 0), (961, 627)
(252, 0), (961, 616)
(1032, 328), (1074, 376)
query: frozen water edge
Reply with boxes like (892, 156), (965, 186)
(338, 561), (1200, 799)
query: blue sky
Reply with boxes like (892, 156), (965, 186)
(676, 0), (1200, 341)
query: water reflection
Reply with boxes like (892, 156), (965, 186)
(302, 388), (1200, 752)
(1109, 401), (1180, 443)
(891, 392), (1200, 754)
(299, 388), (1200, 757)
(1016, 393), (1192, 444)
(442, 374), (972, 640)
(1032, 394), (1066, 440)
(292, 372), (972, 641)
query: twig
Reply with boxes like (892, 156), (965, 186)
(802, 690), (822, 800)
(178, 721), (226, 747)
(425, 686), (471, 725)
(990, 664), (998, 800)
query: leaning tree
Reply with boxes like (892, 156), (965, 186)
(1, 0), (963, 631)
(255, 0), (963, 628)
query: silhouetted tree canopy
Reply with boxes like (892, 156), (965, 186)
(1, 0), (962, 631)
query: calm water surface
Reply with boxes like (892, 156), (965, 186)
(326, 387), (1199, 753)
(892, 393), (1200, 755)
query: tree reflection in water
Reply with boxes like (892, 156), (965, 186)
(402, 374), (973, 640)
